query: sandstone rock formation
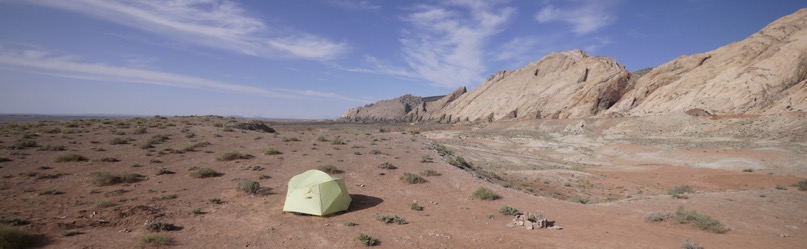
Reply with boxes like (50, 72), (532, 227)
(610, 8), (807, 116)
(341, 94), (440, 122)
(341, 9), (807, 122)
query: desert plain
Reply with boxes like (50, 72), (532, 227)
(0, 113), (805, 249)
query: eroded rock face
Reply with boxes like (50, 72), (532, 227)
(609, 8), (807, 116)
(340, 94), (433, 122)
(416, 50), (631, 122)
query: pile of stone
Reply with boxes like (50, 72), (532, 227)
(230, 120), (276, 133)
(506, 213), (562, 230)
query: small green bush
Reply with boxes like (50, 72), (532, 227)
(133, 127), (147, 134)
(472, 187), (499, 200)
(139, 234), (174, 247)
(400, 172), (426, 184)
(55, 153), (88, 162)
(668, 185), (695, 195)
(156, 168), (174, 175)
(674, 208), (728, 234)
(795, 180), (807, 191)
(90, 172), (142, 186)
(217, 152), (253, 161)
(375, 215), (407, 225)
(144, 221), (180, 232)
(109, 137), (129, 145)
(237, 180), (260, 194)
(331, 137), (346, 145)
(448, 156), (471, 169)
(377, 162), (396, 170)
(317, 165), (342, 174)
(644, 212), (670, 222)
(357, 233), (377, 246)
(421, 169), (440, 176)
(681, 239), (703, 249)
(0, 226), (33, 249)
(9, 140), (37, 150)
(498, 205), (520, 216)
(410, 202), (423, 211)
(190, 168), (219, 178)
(182, 142), (211, 152)
(265, 148), (283, 155)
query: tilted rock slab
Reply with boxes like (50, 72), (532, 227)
(610, 8), (807, 116)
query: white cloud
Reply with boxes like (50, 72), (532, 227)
(28, 0), (348, 61)
(535, 0), (619, 35)
(0, 47), (364, 102)
(327, 0), (380, 10)
(396, 1), (515, 88)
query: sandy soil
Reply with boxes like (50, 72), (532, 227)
(1, 114), (806, 248)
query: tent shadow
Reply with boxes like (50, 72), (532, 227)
(348, 194), (383, 212)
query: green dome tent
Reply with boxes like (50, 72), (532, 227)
(283, 170), (351, 216)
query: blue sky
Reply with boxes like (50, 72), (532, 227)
(0, 0), (803, 119)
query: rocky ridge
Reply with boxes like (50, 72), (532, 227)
(341, 9), (807, 123)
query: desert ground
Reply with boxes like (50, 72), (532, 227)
(1, 114), (806, 248)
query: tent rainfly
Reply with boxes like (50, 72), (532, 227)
(283, 169), (351, 216)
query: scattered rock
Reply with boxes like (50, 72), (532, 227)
(230, 121), (276, 133)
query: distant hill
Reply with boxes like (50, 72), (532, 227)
(341, 8), (807, 123)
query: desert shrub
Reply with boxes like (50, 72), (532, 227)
(97, 157), (120, 162)
(0, 157), (11, 163)
(447, 156), (471, 169)
(265, 148), (283, 155)
(222, 127), (233, 132)
(139, 234), (174, 247)
(37, 188), (61, 195)
(8, 140), (37, 150)
(498, 205), (520, 216)
(357, 233), (377, 246)
(377, 162), (396, 170)
(190, 168), (219, 178)
(316, 135), (328, 142)
(668, 185), (694, 195)
(55, 153), (88, 162)
(41, 145), (67, 151)
(149, 134), (170, 143)
(368, 149), (382, 155)
(420, 156), (434, 163)
(674, 208), (728, 234)
(0, 226), (33, 249)
(775, 184), (787, 190)
(343, 221), (357, 226)
(569, 196), (591, 204)
(644, 212), (670, 222)
(472, 187), (500, 200)
(144, 221), (180, 232)
(151, 194), (178, 201)
(61, 230), (81, 237)
(191, 208), (204, 215)
(317, 165), (342, 174)
(410, 202), (423, 211)
(156, 168), (174, 175)
(331, 136), (346, 145)
(209, 198), (224, 204)
(133, 127), (147, 134)
(90, 172), (143, 186)
(0, 217), (29, 226)
(433, 144), (453, 156)
(400, 172), (426, 184)
(795, 180), (807, 191)
(282, 137), (300, 142)
(237, 180), (260, 194)
(109, 137), (129, 145)
(421, 169), (440, 176)
(182, 141), (211, 152)
(217, 152), (253, 161)
(742, 168), (753, 172)
(681, 239), (703, 249)
(375, 215), (407, 224)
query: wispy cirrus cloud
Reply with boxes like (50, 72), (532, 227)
(0, 47), (364, 102)
(327, 0), (380, 10)
(394, 0), (514, 88)
(535, 0), (619, 35)
(27, 0), (348, 61)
